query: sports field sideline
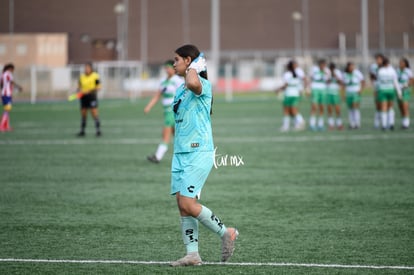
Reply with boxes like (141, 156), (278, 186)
(0, 93), (413, 274)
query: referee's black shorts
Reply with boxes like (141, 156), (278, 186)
(80, 92), (98, 109)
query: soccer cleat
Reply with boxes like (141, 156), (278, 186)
(170, 252), (202, 267)
(147, 155), (160, 164)
(389, 125), (395, 131)
(77, 131), (85, 137)
(294, 121), (306, 131)
(221, 227), (239, 262)
(337, 125), (344, 131)
(279, 126), (289, 132)
(96, 130), (102, 137)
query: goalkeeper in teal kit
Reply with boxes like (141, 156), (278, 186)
(170, 44), (238, 267)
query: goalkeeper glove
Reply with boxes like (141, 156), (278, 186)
(187, 53), (207, 74)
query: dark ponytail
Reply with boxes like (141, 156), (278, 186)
(401, 57), (410, 68)
(382, 57), (390, 67)
(345, 62), (353, 74)
(287, 60), (297, 78)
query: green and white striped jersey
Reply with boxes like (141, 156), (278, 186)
(160, 75), (184, 107)
(343, 69), (364, 93)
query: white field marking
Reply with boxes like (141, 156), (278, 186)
(0, 258), (413, 270)
(1, 133), (414, 146)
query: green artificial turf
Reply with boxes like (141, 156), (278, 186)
(0, 93), (413, 274)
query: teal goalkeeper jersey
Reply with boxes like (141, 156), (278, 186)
(173, 76), (214, 153)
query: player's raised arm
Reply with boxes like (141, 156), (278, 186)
(186, 54), (206, 95)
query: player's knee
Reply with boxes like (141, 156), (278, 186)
(177, 197), (197, 216)
(4, 104), (12, 112)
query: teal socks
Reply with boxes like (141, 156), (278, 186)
(181, 216), (199, 253)
(196, 205), (227, 237)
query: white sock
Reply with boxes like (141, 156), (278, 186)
(155, 143), (168, 161)
(310, 116), (316, 128)
(374, 111), (381, 128)
(388, 108), (395, 127)
(336, 118), (343, 127)
(295, 113), (304, 125)
(317, 117), (324, 128)
(349, 110), (355, 128)
(402, 116), (409, 127)
(282, 116), (290, 129)
(354, 109), (361, 127)
(381, 112), (388, 128)
(328, 117), (335, 127)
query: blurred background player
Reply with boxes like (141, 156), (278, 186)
(343, 62), (365, 129)
(1, 63), (23, 132)
(369, 53), (385, 128)
(309, 59), (330, 131)
(76, 62), (102, 137)
(170, 44), (238, 266)
(396, 57), (413, 129)
(376, 57), (402, 130)
(276, 60), (306, 132)
(327, 62), (344, 130)
(144, 60), (184, 163)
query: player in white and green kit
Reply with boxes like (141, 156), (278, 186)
(309, 59), (330, 131)
(276, 60), (305, 132)
(397, 58), (413, 129)
(376, 57), (402, 130)
(369, 54), (385, 128)
(170, 44), (238, 267)
(327, 62), (344, 130)
(144, 60), (184, 163)
(343, 62), (365, 129)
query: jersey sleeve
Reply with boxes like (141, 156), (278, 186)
(282, 72), (291, 84)
(196, 76), (211, 97)
(357, 70), (364, 81)
(407, 69), (413, 79)
(295, 68), (305, 79)
(335, 69), (343, 81)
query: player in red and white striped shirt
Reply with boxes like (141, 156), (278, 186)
(1, 63), (22, 131)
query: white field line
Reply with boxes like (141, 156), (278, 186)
(1, 133), (414, 146)
(0, 258), (413, 270)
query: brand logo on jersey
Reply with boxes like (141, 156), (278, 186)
(191, 143), (199, 148)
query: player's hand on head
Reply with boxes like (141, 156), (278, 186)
(188, 53), (207, 74)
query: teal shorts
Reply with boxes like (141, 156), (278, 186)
(327, 94), (341, 105)
(346, 93), (361, 108)
(171, 151), (214, 198)
(283, 96), (300, 107)
(311, 89), (327, 104)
